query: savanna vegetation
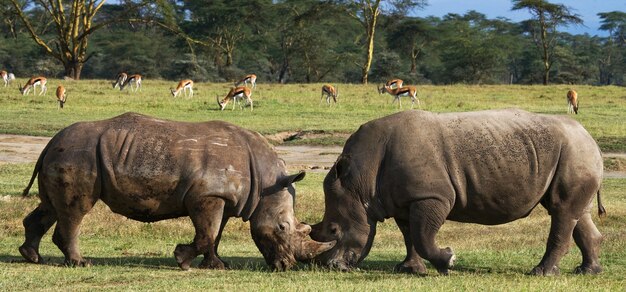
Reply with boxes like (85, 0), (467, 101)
(0, 0), (625, 85)
(0, 80), (625, 290)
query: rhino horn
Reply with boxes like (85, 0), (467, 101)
(295, 223), (336, 260)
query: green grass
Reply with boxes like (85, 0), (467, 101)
(0, 167), (625, 290)
(1, 80), (625, 150)
(0, 80), (625, 290)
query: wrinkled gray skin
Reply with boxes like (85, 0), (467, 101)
(20, 112), (334, 271)
(311, 109), (605, 276)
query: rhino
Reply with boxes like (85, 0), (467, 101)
(19, 112), (334, 271)
(311, 109), (605, 276)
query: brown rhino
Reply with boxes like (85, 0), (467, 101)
(311, 109), (605, 276)
(19, 112), (334, 271)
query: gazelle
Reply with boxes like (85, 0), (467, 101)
(378, 84), (419, 109)
(217, 86), (253, 111)
(112, 72), (128, 89)
(321, 84), (338, 105)
(1, 70), (8, 87)
(235, 74), (257, 89)
(120, 74), (142, 92)
(567, 89), (579, 114)
(19, 76), (48, 95)
(170, 79), (194, 98)
(56, 85), (67, 109)
(383, 78), (403, 90)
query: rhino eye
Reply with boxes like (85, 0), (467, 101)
(329, 223), (339, 235)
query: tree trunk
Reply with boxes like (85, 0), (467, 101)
(543, 60), (549, 85)
(64, 60), (83, 80)
(410, 48), (418, 74)
(361, 24), (376, 84)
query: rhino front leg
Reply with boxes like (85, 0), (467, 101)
(174, 196), (226, 271)
(394, 218), (427, 275)
(19, 203), (57, 264)
(572, 212), (603, 274)
(530, 212), (578, 276)
(199, 217), (230, 269)
(409, 199), (455, 275)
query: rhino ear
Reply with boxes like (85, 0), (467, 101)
(334, 156), (351, 180)
(281, 171), (306, 188)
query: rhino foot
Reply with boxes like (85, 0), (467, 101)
(174, 244), (197, 271)
(394, 260), (427, 275)
(530, 265), (560, 276)
(64, 258), (91, 267)
(435, 247), (456, 276)
(574, 264), (602, 275)
(199, 257), (228, 270)
(19, 245), (43, 264)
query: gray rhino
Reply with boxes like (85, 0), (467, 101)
(311, 109), (605, 275)
(20, 112), (334, 271)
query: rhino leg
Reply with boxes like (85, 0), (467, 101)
(393, 218), (427, 275)
(199, 217), (230, 269)
(409, 199), (456, 275)
(174, 196), (226, 271)
(19, 202), (57, 264)
(530, 212), (577, 276)
(51, 204), (95, 267)
(572, 212), (603, 274)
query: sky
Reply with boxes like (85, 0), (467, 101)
(417, 0), (626, 36)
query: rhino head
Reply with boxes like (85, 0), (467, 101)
(250, 171), (336, 271)
(309, 156), (376, 271)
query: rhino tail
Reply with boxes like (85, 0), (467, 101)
(597, 189), (606, 219)
(22, 141), (51, 197)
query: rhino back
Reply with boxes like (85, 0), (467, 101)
(341, 109), (602, 224)
(39, 113), (284, 222)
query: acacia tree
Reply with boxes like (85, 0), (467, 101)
(598, 11), (626, 85)
(512, 0), (582, 85)
(7, 0), (179, 80)
(338, 0), (427, 84)
(8, 0), (111, 79)
(387, 18), (434, 74)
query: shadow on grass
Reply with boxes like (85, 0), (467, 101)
(2, 254), (532, 275)
(0, 254), (274, 271)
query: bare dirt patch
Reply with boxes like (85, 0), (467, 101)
(1, 134), (624, 177)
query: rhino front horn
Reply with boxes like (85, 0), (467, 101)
(297, 239), (336, 261)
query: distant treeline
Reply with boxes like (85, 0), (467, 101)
(0, 1), (624, 85)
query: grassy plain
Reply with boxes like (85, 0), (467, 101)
(0, 79), (625, 291)
(0, 78), (625, 150)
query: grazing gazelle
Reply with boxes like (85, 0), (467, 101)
(235, 74), (257, 89)
(112, 72), (128, 89)
(120, 74), (142, 92)
(19, 76), (48, 95)
(56, 85), (67, 109)
(217, 86), (253, 111)
(378, 84), (419, 109)
(320, 84), (338, 105)
(1, 70), (9, 87)
(170, 79), (194, 98)
(567, 89), (579, 114)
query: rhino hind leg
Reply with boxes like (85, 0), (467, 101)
(51, 205), (95, 267)
(174, 196), (226, 270)
(408, 199), (455, 275)
(530, 213), (578, 276)
(572, 213), (603, 274)
(393, 218), (427, 275)
(19, 203), (57, 264)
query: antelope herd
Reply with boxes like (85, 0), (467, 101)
(1, 70), (583, 113)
